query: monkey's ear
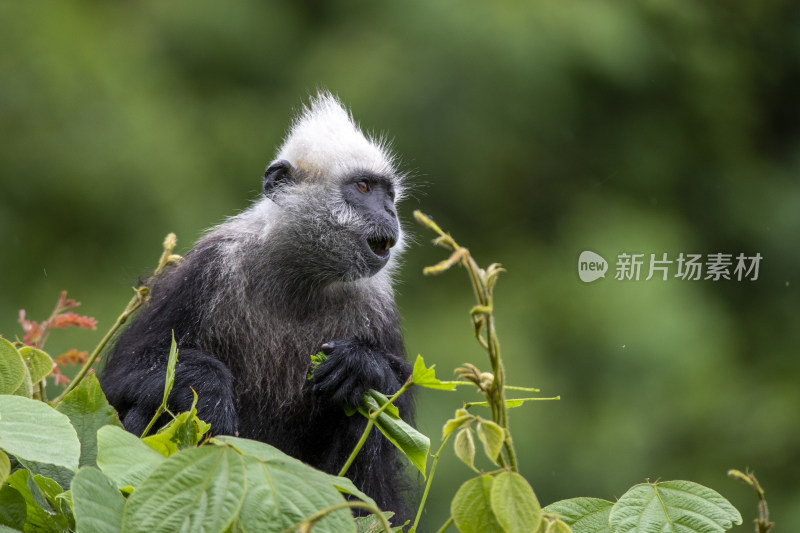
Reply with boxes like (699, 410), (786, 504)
(263, 160), (296, 199)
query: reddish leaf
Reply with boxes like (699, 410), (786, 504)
(56, 349), (89, 366)
(52, 312), (97, 330)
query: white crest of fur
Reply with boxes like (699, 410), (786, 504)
(275, 92), (397, 181)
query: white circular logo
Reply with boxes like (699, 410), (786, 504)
(578, 251), (608, 283)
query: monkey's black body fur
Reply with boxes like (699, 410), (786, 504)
(100, 93), (415, 519)
(102, 238), (413, 516)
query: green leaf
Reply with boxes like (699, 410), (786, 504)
(355, 512), (401, 533)
(5, 469), (69, 533)
(162, 332), (178, 409)
(31, 474), (64, 509)
(475, 419), (504, 465)
(121, 445), (246, 533)
(544, 498), (613, 533)
(0, 485), (26, 530)
(56, 373), (123, 469)
(308, 352), (328, 380)
(0, 340), (27, 395)
(0, 337), (27, 394)
(28, 472), (74, 529)
(0, 450), (9, 486)
(11, 372), (32, 399)
(451, 475), (504, 533)
(72, 467), (124, 533)
(504, 385), (541, 392)
(454, 428), (476, 470)
(360, 394), (429, 477)
(490, 472), (542, 533)
(236, 454), (355, 533)
(542, 518), (572, 533)
(96, 425), (165, 488)
(442, 408), (473, 439)
(328, 476), (377, 507)
(214, 436), (376, 508)
(486, 263), (505, 291)
(14, 458), (74, 493)
(609, 480), (743, 533)
(0, 395), (80, 471)
(468, 397), (560, 409)
(411, 354), (458, 391)
(139, 333), (180, 439)
(143, 390), (210, 457)
(57, 489), (73, 510)
(18, 347), (54, 385)
(365, 389), (399, 419)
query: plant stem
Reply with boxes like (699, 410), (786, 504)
(414, 210), (519, 472)
(339, 380), (412, 477)
(728, 469), (774, 533)
(51, 233), (180, 406)
(411, 433), (453, 532)
(280, 500), (392, 533)
(37, 381), (47, 403)
(140, 405), (165, 438)
(435, 517), (454, 533)
(338, 418), (375, 477)
(51, 290), (144, 406)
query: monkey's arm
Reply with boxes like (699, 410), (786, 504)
(101, 348), (238, 437)
(310, 339), (411, 412)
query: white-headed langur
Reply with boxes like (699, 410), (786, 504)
(100, 92), (414, 518)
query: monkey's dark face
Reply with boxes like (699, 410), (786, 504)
(263, 161), (401, 283)
(340, 173), (399, 277)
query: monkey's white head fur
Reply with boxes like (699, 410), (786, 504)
(275, 92), (399, 186)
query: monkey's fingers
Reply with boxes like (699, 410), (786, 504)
(311, 360), (349, 393)
(328, 373), (369, 410)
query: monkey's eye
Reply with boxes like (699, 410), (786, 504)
(356, 181), (371, 194)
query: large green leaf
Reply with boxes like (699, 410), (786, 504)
(0, 395), (80, 471)
(609, 480), (742, 533)
(72, 467), (125, 533)
(451, 475), (504, 533)
(96, 425), (165, 488)
(545, 498), (613, 533)
(56, 373), (123, 469)
(360, 394), (429, 477)
(215, 435), (376, 507)
(490, 472), (542, 533)
(236, 454), (355, 533)
(0, 339), (27, 396)
(121, 445), (245, 533)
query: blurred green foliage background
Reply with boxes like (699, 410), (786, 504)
(1, 1), (798, 530)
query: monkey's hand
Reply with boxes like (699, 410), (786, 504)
(311, 340), (402, 410)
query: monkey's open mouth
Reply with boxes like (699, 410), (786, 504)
(367, 236), (396, 259)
